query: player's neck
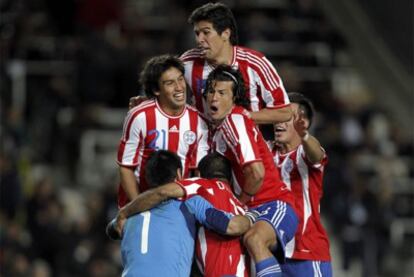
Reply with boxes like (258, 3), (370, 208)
(278, 136), (301, 154)
(158, 103), (185, 117)
(208, 44), (234, 66)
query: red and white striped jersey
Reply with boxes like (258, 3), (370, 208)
(117, 99), (209, 208)
(177, 177), (249, 277)
(272, 145), (331, 261)
(180, 46), (290, 117)
(212, 106), (294, 208)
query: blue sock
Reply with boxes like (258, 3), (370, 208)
(255, 256), (281, 277)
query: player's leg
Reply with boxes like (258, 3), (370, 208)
(243, 201), (298, 277)
(244, 220), (281, 277)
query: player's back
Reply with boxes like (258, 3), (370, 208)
(178, 178), (249, 277)
(121, 199), (196, 277)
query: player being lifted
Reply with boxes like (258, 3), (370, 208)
(117, 54), (209, 208)
(205, 64), (298, 277)
(271, 92), (332, 276)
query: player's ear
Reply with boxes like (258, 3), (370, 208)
(222, 28), (231, 42)
(154, 90), (161, 96)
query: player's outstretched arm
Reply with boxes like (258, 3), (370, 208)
(118, 182), (184, 219)
(250, 105), (293, 124)
(293, 110), (324, 164)
(185, 196), (253, 236)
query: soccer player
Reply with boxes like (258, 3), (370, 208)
(271, 92), (332, 276)
(130, 3), (292, 139)
(117, 54), (209, 208)
(114, 150), (253, 277)
(205, 64), (298, 277)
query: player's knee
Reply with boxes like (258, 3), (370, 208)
(243, 228), (265, 252)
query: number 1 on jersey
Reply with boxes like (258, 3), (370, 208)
(140, 211), (151, 254)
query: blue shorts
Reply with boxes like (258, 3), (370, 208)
(251, 201), (298, 262)
(281, 259), (332, 277)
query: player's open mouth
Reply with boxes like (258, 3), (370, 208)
(274, 126), (285, 132)
(209, 105), (219, 114)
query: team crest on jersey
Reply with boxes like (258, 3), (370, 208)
(183, 130), (196, 145)
(284, 158), (294, 174)
(217, 139), (227, 153)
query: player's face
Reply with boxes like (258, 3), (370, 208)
(206, 80), (235, 122)
(274, 103), (300, 144)
(155, 67), (186, 115)
(193, 21), (230, 62)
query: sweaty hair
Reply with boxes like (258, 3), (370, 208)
(198, 152), (232, 182)
(204, 64), (250, 109)
(139, 55), (185, 98)
(145, 150), (182, 188)
(288, 92), (315, 128)
(188, 2), (239, 45)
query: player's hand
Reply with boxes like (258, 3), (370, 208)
(105, 215), (126, 240)
(244, 209), (260, 226)
(293, 110), (307, 138)
(129, 95), (147, 110)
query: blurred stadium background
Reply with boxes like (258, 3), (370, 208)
(0, 0), (413, 276)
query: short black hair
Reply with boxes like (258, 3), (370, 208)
(188, 2), (238, 45)
(204, 64), (250, 109)
(139, 55), (185, 98)
(145, 150), (182, 188)
(198, 152), (232, 182)
(288, 92), (315, 128)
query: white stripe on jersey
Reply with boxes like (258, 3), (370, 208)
(198, 226), (207, 273)
(235, 254), (246, 277)
(297, 146), (312, 234)
(230, 114), (257, 164)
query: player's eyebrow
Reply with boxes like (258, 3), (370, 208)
(162, 74), (184, 84)
(195, 26), (212, 32)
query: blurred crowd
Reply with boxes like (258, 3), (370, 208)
(1, 0), (412, 276)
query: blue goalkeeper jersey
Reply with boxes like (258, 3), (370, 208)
(120, 196), (232, 277)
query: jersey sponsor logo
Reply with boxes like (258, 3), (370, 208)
(169, 125), (179, 132)
(183, 130), (197, 145)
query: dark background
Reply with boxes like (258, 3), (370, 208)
(1, 0), (413, 276)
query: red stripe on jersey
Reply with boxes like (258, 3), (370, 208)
(168, 118), (180, 153)
(191, 59), (205, 113)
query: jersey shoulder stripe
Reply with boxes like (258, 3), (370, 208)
(236, 47), (281, 90)
(181, 48), (204, 61)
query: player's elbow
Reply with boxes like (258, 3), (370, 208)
(243, 162), (265, 195)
